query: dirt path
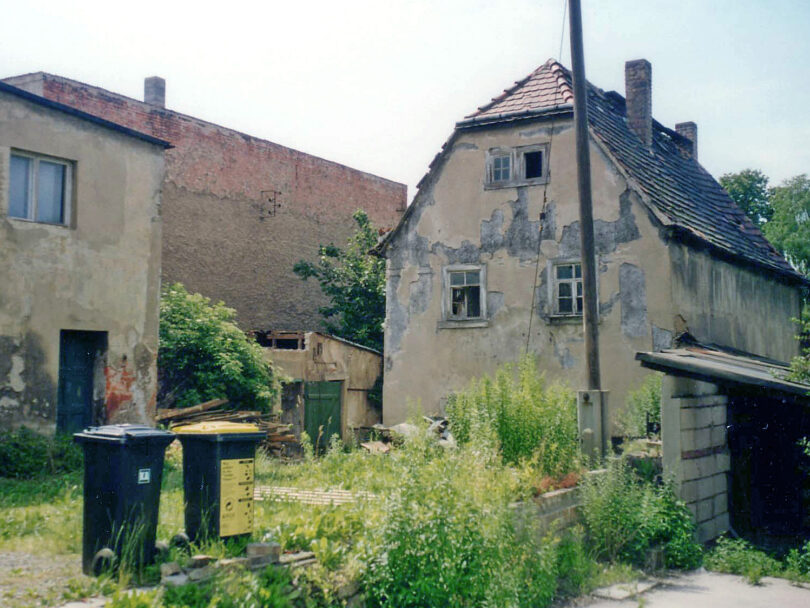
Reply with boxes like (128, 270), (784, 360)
(0, 551), (95, 607)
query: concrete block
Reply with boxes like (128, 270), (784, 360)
(693, 427), (712, 451)
(680, 408), (697, 431)
(716, 451), (730, 472)
(698, 518), (718, 543)
(680, 430), (696, 452)
(162, 573), (189, 587)
(219, 557), (249, 570)
(247, 542), (281, 562)
(716, 511), (730, 535)
(697, 498), (714, 523)
(680, 479), (698, 503)
(697, 476), (715, 501)
(711, 405), (727, 426)
(713, 473), (728, 495)
(190, 555), (214, 568)
(670, 377), (719, 397)
(682, 455), (715, 481)
(710, 424), (726, 448)
(713, 492), (728, 516)
(188, 565), (214, 582)
(695, 407), (713, 429)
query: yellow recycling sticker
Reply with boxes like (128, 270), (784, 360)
(220, 458), (254, 536)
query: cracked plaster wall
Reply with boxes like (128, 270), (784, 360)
(0, 91), (163, 432)
(383, 121), (676, 429)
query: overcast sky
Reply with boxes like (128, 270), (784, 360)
(2, 0), (808, 202)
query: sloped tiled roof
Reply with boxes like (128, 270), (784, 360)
(460, 60), (801, 281)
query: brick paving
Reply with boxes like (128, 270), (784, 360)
(254, 486), (376, 506)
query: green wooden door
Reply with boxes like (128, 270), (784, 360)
(304, 381), (342, 450)
(57, 330), (106, 434)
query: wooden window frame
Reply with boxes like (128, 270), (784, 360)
(547, 258), (598, 320)
(440, 264), (488, 328)
(485, 144), (549, 189)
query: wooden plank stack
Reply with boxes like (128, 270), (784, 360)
(157, 398), (298, 457)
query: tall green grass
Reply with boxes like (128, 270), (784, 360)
(446, 355), (580, 477)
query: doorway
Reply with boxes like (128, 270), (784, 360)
(304, 380), (342, 450)
(56, 330), (107, 434)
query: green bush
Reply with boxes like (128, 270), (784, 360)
(0, 427), (82, 479)
(704, 536), (782, 584)
(580, 459), (701, 570)
(619, 373), (662, 438)
(785, 540), (810, 581)
(158, 283), (281, 410)
(446, 355), (579, 476)
(554, 526), (598, 598)
(364, 429), (557, 608)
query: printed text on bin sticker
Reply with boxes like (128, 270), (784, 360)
(138, 468), (151, 484)
(220, 458), (254, 536)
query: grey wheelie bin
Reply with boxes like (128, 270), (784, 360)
(74, 424), (175, 575)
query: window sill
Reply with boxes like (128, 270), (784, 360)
(438, 319), (489, 330)
(547, 315), (584, 325)
(7, 216), (70, 228)
(484, 177), (549, 190)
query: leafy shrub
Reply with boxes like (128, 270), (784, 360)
(0, 427), (82, 479)
(785, 540), (810, 581)
(580, 459), (701, 570)
(704, 536), (782, 584)
(619, 373), (662, 438)
(446, 355), (579, 476)
(158, 283), (281, 410)
(364, 429), (557, 608)
(554, 526), (598, 598)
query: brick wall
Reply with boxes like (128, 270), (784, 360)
(662, 376), (730, 542)
(5, 72), (406, 331)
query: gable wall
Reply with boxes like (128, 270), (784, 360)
(383, 119), (677, 428)
(0, 91), (164, 432)
(6, 74), (407, 331)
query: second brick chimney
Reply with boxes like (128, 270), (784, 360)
(675, 121), (698, 161)
(625, 59), (652, 147)
(144, 76), (165, 108)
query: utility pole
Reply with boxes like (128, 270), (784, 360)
(569, 0), (600, 390)
(569, 0), (608, 458)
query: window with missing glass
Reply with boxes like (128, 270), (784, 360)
(9, 151), (72, 225)
(443, 265), (486, 323)
(554, 262), (583, 316)
(485, 144), (548, 188)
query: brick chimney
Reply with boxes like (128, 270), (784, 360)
(144, 76), (165, 108)
(625, 59), (652, 147)
(675, 121), (698, 160)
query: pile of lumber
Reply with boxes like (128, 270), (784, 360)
(157, 398), (297, 457)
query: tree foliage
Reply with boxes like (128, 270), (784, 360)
(158, 283), (280, 410)
(293, 209), (385, 351)
(763, 174), (810, 276)
(720, 169), (772, 226)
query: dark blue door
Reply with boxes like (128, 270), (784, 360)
(57, 330), (106, 434)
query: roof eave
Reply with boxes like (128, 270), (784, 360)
(456, 104), (573, 130)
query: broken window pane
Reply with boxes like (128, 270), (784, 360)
(524, 150), (543, 179)
(466, 286), (481, 318)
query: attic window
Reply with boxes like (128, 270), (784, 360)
(485, 144), (548, 188)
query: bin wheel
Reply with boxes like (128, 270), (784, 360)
(155, 540), (170, 559)
(91, 548), (116, 576)
(170, 532), (190, 552)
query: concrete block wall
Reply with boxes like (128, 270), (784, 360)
(662, 376), (730, 542)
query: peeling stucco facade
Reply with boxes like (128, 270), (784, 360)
(0, 88), (164, 433)
(382, 118), (803, 429)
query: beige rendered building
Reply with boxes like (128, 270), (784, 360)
(0, 82), (168, 433)
(377, 59), (806, 430)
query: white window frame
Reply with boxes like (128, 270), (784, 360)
(485, 144), (549, 189)
(547, 259), (598, 319)
(441, 264), (487, 326)
(8, 150), (73, 226)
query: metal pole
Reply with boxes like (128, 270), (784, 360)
(568, 0), (601, 391)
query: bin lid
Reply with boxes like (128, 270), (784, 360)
(74, 423), (175, 444)
(173, 421), (261, 434)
